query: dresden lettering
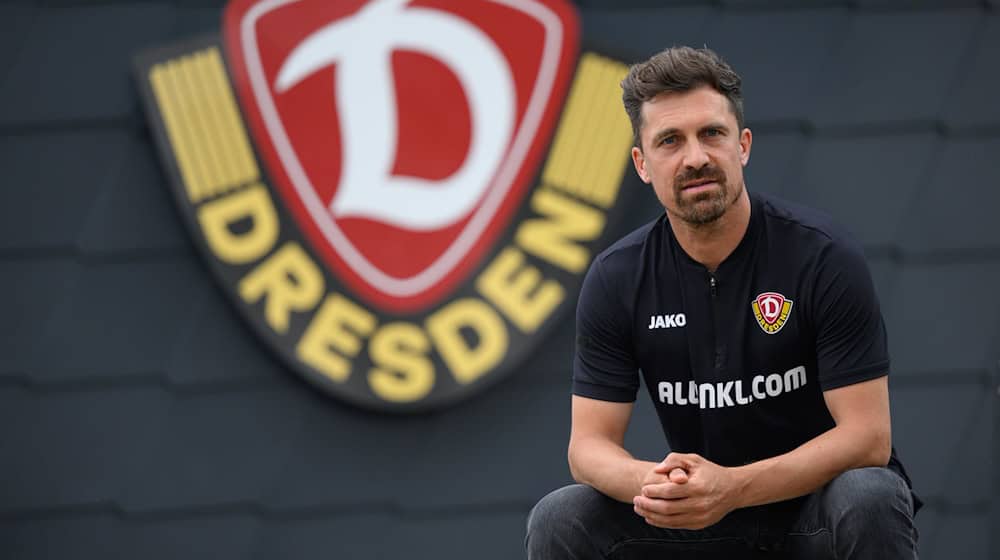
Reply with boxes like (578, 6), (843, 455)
(657, 365), (807, 409)
(198, 180), (601, 404)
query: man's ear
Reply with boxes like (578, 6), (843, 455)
(740, 127), (752, 167)
(632, 146), (650, 184)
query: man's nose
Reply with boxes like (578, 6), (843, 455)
(682, 140), (710, 170)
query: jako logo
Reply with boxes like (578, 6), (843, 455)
(648, 313), (686, 329)
(135, 0), (637, 411)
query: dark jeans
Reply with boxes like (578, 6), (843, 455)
(526, 467), (918, 559)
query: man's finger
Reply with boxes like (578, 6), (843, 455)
(653, 452), (699, 473)
(641, 481), (690, 500)
(633, 494), (695, 516)
(668, 467), (689, 483)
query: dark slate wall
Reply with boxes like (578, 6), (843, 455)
(1, 0), (997, 558)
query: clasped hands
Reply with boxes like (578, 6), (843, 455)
(632, 452), (740, 530)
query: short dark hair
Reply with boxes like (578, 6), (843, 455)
(621, 46), (744, 149)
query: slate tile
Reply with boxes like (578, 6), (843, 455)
(784, 133), (937, 247)
(897, 137), (1000, 254)
(808, 11), (977, 128)
(23, 258), (207, 383)
(883, 262), (1000, 375)
(402, 377), (574, 509)
(119, 387), (310, 511)
(227, 301), (581, 512)
(744, 130), (809, 197)
(0, 386), (169, 510)
(0, 130), (131, 251)
(76, 132), (190, 255)
(579, 7), (715, 62)
(703, 10), (848, 124)
(164, 281), (287, 387)
(0, 3), (176, 125)
(0, 513), (260, 560)
(944, 15), (1000, 130)
(866, 255), (897, 308)
(854, 0), (982, 7)
(890, 382), (986, 503)
(945, 387), (994, 504)
(254, 512), (529, 560)
(912, 508), (940, 559)
(719, 0), (847, 6)
(0, 258), (80, 375)
(174, 4), (224, 37)
(924, 509), (991, 560)
(0, 3), (38, 82)
(267, 367), (574, 510)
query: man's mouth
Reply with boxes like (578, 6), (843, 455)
(681, 178), (720, 192)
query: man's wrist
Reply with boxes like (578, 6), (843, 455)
(726, 464), (756, 510)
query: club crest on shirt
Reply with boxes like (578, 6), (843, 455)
(752, 292), (793, 335)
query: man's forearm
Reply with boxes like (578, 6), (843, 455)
(568, 436), (658, 503)
(729, 422), (891, 509)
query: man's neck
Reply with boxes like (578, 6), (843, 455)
(668, 188), (752, 273)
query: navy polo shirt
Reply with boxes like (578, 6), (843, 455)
(574, 190), (913, 491)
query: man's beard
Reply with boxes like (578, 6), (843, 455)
(671, 165), (737, 226)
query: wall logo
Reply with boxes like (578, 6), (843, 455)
(752, 292), (793, 335)
(134, 0), (637, 411)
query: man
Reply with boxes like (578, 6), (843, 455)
(525, 46), (919, 559)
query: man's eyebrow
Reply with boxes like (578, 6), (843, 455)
(702, 121), (730, 132)
(650, 128), (680, 145)
(650, 122), (732, 145)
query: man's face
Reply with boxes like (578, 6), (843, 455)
(631, 85), (751, 226)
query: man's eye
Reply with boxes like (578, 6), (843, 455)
(660, 136), (676, 145)
(704, 128), (720, 137)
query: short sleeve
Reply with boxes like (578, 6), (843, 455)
(572, 257), (640, 402)
(813, 239), (890, 390)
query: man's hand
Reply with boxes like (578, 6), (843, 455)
(632, 452), (740, 530)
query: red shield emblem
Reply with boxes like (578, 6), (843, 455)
(752, 291), (794, 335)
(755, 293), (785, 325)
(223, 0), (579, 312)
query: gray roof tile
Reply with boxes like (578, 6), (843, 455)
(704, 10), (848, 124)
(897, 137), (1000, 254)
(76, 134), (190, 255)
(890, 382), (985, 502)
(117, 388), (309, 512)
(884, 262), (1000, 374)
(944, 15), (1000, 130)
(809, 11), (977, 129)
(254, 512), (529, 560)
(163, 287), (286, 387)
(0, 131), (131, 251)
(0, 513), (260, 560)
(719, 0), (847, 6)
(786, 133), (937, 247)
(854, 0), (982, 7)
(745, 131), (809, 197)
(924, 508), (992, 560)
(0, 259), (80, 375)
(0, 3), (38, 83)
(0, 386), (169, 510)
(0, 3), (175, 125)
(580, 7), (715, 62)
(19, 259), (207, 383)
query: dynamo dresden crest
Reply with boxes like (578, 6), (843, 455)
(752, 292), (793, 335)
(134, 0), (636, 411)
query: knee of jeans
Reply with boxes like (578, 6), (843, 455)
(527, 484), (596, 537)
(826, 468), (911, 524)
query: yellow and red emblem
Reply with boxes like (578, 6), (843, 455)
(752, 292), (793, 335)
